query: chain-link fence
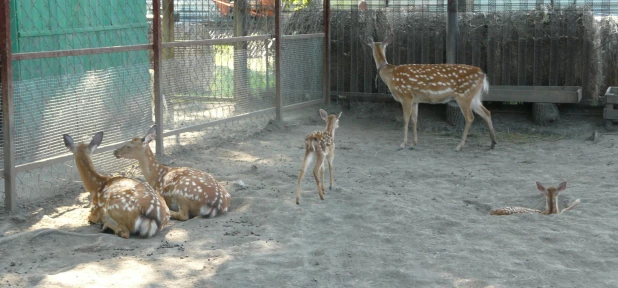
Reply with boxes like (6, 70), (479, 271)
(331, 0), (618, 105)
(0, 0), (326, 211)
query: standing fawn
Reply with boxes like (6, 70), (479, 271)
(113, 125), (231, 221)
(64, 132), (170, 238)
(491, 181), (581, 215)
(365, 34), (497, 151)
(296, 109), (342, 205)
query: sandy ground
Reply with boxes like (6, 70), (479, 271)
(1, 102), (617, 288)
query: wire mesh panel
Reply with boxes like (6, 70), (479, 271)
(156, 0), (277, 151)
(1, 0), (153, 206)
(281, 36), (324, 106)
(281, 7), (325, 106)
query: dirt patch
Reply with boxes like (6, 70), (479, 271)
(1, 103), (616, 287)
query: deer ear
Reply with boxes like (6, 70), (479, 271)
(383, 34), (394, 47)
(536, 181), (547, 195)
(319, 109), (328, 121)
(557, 181), (567, 192)
(88, 132), (104, 153)
(63, 134), (75, 153)
(143, 125), (157, 146)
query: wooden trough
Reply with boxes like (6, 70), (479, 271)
(446, 85), (582, 127)
(603, 87), (618, 131)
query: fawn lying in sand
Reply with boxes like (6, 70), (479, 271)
(64, 132), (170, 238)
(296, 109), (342, 205)
(491, 181), (580, 215)
(114, 125), (231, 221)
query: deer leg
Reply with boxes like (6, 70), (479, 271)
(313, 152), (326, 200)
(170, 199), (190, 221)
(320, 163), (325, 194)
(456, 100), (474, 151)
(296, 151), (314, 205)
(471, 100), (497, 149)
(399, 100), (413, 150)
(102, 210), (130, 238)
(327, 152), (335, 190)
(410, 102), (419, 148)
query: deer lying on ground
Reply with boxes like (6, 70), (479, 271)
(113, 125), (231, 221)
(365, 34), (497, 151)
(296, 109), (342, 205)
(63, 132), (170, 238)
(491, 181), (581, 215)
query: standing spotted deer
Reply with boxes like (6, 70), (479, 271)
(365, 34), (497, 151)
(296, 109), (342, 205)
(491, 181), (581, 215)
(113, 125), (231, 221)
(64, 132), (170, 238)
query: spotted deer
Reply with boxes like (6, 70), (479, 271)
(365, 34), (497, 151)
(113, 125), (231, 221)
(296, 109), (342, 205)
(63, 132), (170, 238)
(491, 181), (581, 215)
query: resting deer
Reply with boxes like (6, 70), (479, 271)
(491, 181), (581, 215)
(63, 132), (170, 238)
(113, 125), (231, 221)
(296, 109), (342, 205)
(365, 34), (497, 151)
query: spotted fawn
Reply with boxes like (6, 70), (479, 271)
(296, 109), (342, 205)
(114, 125), (231, 221)
(64, 132), (170, 238)
(491, 181), (580, 215)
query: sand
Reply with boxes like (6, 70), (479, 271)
(1, 102), (617, 288)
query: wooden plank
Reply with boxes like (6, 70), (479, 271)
(485, 86), (582, 103)
(333, 86), (583, 104)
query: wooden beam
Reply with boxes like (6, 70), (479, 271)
(333, 86), (583, 104)
(275, 0), (282, 121)
(153, 0), (164, 156)
(0, 0), (16, 212)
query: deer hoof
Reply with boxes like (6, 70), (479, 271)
(490, 141), (497, 149)
(329, 185), (332, 191)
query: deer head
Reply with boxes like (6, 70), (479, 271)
(320, 109), (342, 132)
(114, 125), (157, 160)
(536, 181), (567, 214)
(364, 34), (394, 69)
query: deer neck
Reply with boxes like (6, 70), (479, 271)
(544, 195), (559, 214)
(138, 147), (168, 189)
(372, 49), (394, 87)
(324, 123), (336, 140)
(74, 154), (108, 195)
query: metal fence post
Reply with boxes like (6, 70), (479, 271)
(0, 0), (17, 212)
(446, 0), (458, 64)
(323, 0), (331, 106)
(274, 0), (282, 121)
(153, 0), (164, 156)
